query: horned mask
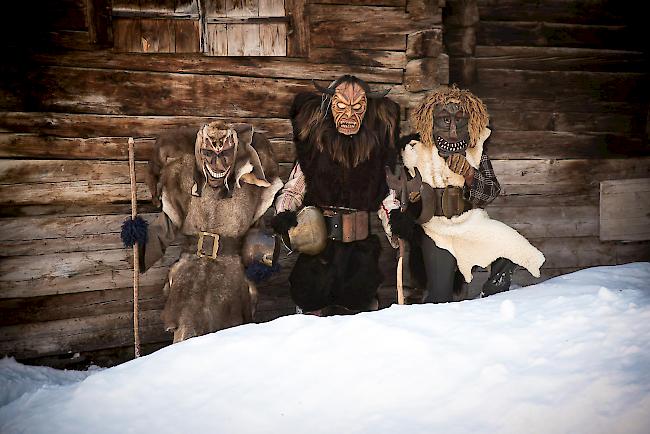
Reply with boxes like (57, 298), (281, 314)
(313, 75), (390, 136)
(193, 122), (269, 197)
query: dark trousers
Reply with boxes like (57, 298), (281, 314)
(420, 232), (457, 303)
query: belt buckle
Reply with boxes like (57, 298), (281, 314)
(197, 231), (220, 259)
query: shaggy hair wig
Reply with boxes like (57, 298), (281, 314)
(412, 85), (489, 149)
(293, 76), (399, 168)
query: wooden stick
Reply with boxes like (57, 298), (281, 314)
(128, 137), (141, 358)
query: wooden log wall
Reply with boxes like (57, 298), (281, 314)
(445, 0), (650, 290)
(0, 0), (447, 368)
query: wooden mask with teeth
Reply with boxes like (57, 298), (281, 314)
(432, 102), (470, 156)
(331, 81), (367, 135)
(195, 124), (237, 189)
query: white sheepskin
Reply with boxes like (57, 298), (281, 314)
(402, 134), (545, 282)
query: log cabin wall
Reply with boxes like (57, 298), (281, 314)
(445, 0), (650, 285)
(0, 0), (446, 367)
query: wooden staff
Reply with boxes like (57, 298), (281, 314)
(128, 137), (141, 358)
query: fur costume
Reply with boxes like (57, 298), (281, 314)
(402, 137), (545, 282)
(383, 86), (545, 290)
(134, 122), (283, 342)
(275, 76), (400, 312)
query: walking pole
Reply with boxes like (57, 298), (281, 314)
(128, 137), (141, 358)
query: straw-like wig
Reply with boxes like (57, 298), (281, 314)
(411, 85), (489, 149)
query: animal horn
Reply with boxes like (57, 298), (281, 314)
(312, 79), (335, 95)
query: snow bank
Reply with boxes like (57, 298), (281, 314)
(1, 263), (649, 434)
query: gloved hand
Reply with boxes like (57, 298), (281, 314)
(270, 210), (298, 235)
(389, 209), (418, 242)
(446, 154), (474, 184)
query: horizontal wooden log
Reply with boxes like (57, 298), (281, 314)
(0, 247), (178, 283)
(480, 96), (644, 116)
(471, 69), (649, 104)
(0, 134), (156, 160)
(486, 130), (649, 159)
(0, 310), (170, 359)
(474, 45), (649, 72)
(5, 66), (311, 118)
(308, 48), (406, 69)
(0, 112), (293, 141)
(0, 285), (165, 327)
(488, 205), (598, 238)
(310, 4), (441, 50)
(0, 135), (295, 163)
(477, 0), (633, 25)
(530, 237), (650, 269)
(478, 21), (645, 51)
(0, 160), (149, 185)
(488, 110), (646, 136)
(600, 178), (650, 242)
(311, 0), (406, 6)
(30, 50), (403, 84)
(0, 181), (151, 206)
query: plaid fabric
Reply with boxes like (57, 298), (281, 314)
(464, 152), (501, 207)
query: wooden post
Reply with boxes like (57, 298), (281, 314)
(128, 137), (141, 358)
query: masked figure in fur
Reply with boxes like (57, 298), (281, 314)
(121, 122), (283, 342)
(379, 86), (545, 303)
(271, 75), (400, 315)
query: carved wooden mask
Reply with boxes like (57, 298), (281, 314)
(331, 81), (367, 135)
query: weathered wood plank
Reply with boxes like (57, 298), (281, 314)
(488, 110), (646, 136)
(403, 55), (449, 92)
(472, 69), (649, 104)
(311, 4), (441, 50)
(530, 237), (650, 269)
(0, 135), (156, 160)
(475, 45), (649, 72)
(204, 23), (229, 55)
(0, 160), (149, 185)
(0, 247), (178, 283)
(0, 134), (294, 162)
(478, 21), (645, 51)
(486, 130), (649, 159)
(308, 48), (406, 69)
(0, 285), (165, 327)
(0, 181), (151, 206)
(0, 310), (169, 359)
(600, 178), (650, 241)
(0, 265), (170, 299)
(7, 66), (310, 118)
(29, 50), (403, 84)
(477, 0), (633, 25)
(285, 0), (310, 57)
(313, 0), (405, 5)
(488, 205), (599, 238)
(0, 112), (293, 141)
(0, 203), (161, 219)
(140, 18), (176, 53)
(174, 19), (201, 52)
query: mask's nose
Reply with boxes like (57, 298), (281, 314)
(449, 119), (458, 141)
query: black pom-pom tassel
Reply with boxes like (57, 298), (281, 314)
(245, 262), (281, 284)
(121, 216), (149, 248)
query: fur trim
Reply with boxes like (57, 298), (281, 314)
(253, 176), (284, 223)
(421, 209), (545, 283)
(412, 85), (489, 149)
(403, 140), (465, 188)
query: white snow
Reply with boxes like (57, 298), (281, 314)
(2, 262), (650, 434)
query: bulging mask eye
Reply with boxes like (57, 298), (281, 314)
(352, 103), (362, 110)
(336, 102), (347, 109)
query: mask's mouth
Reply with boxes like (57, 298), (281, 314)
(435, 136), (469, 155)
(337, 118), (360, 135)
(205, 165), (229, 179)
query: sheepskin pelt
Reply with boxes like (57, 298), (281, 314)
(291, 91), (400, 210)
(161, 253), (254, 343)
(402, 139), (545, 282)
(412, 85), (490, 150)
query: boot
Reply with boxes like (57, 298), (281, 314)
(482, 258), (518, 297)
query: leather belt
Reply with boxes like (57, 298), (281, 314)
(431, 186), (473, 219)
(321, 207), (370, 243)
(183, 232), (242, 259)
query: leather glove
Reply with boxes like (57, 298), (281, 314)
(446, 154), (475, 185)
(389, 209), (417, 243)
(270, 210), (298, 235)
